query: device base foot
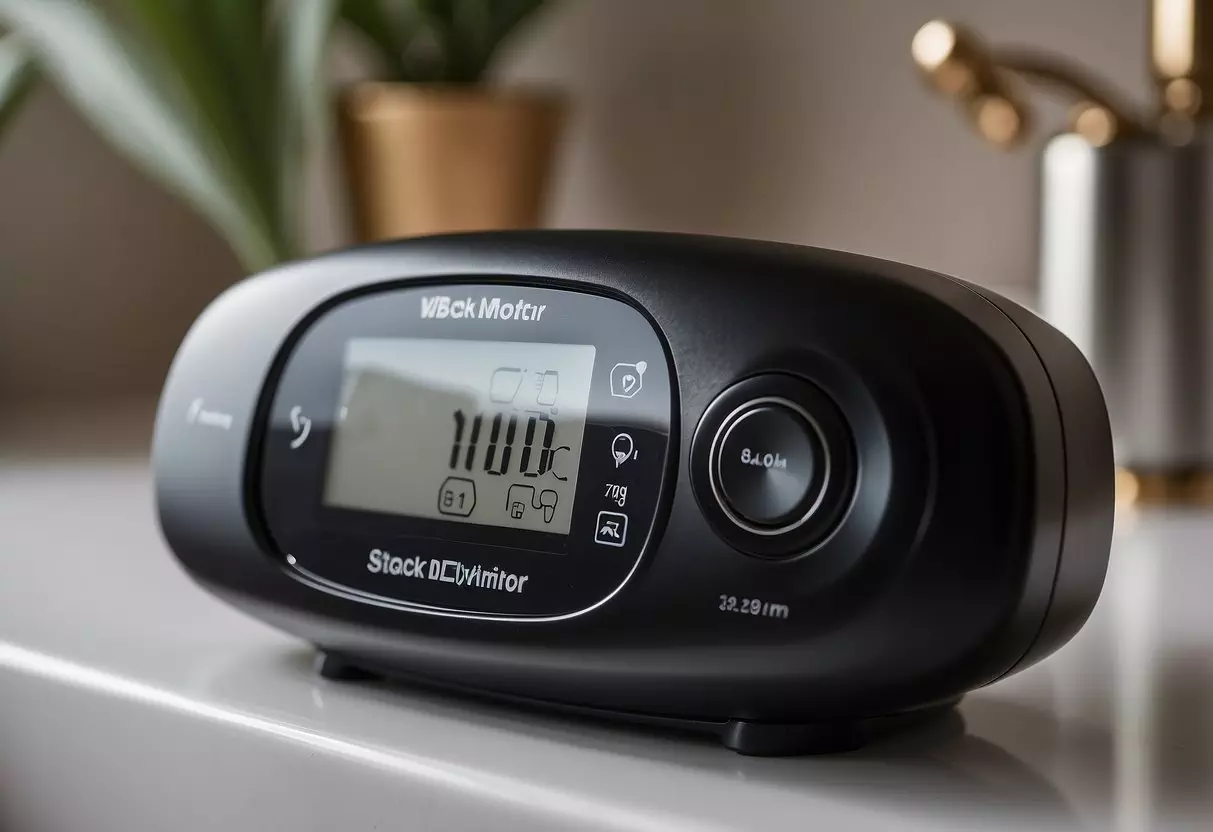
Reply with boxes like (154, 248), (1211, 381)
(314, 652), (381, 682)
(721, 720), (866, 756)
(719, 699), (962, 756)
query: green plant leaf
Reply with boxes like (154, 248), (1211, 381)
(340, 0), (415, 80)
(479, 0), (546, 76)
(423, 0), (547, 82)
(0, 0), (281, 271)
(276, 0), (339, 255)
(417, 0), (481, 82)
(339, 0), (549, 84)
(487, 0), (547, 47)
(0, 32), (37, 142)
(445, 0), (491, 82)
(192, 0), (276, 228)
(116, 0), (279, 259)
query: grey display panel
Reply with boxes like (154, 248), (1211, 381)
(323, 338), (597, 535)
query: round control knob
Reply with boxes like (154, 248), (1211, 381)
(715, 403), (825, 527)
(691, 374), (856, 558)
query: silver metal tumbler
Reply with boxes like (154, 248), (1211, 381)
(1039, 132), (1213, 476)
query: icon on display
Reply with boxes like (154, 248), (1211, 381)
(490, 367), (525, 403)
(549, 445), (571, 481)
(594, 511), (628, 547)
(492, 367), (561, 408)
(604, 483), (628, 507)
(610, 361), (647, 398)
(535, 370), (559, 406)
(438, 477), (476, 517)
(611, 433), (636, 467)
(506, 484), (559, 523)
(288, 405), (312, 449)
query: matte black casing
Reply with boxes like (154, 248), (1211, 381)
(153, 232), (1114, 748)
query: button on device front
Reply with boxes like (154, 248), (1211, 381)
(692, 374), (856, 558)
(716, 404), (823, 526)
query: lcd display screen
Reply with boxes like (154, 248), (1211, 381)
(323, 338), (597, 535)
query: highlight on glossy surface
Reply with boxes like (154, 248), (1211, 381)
(1070, 102), (1118, 147)
(1117, 469), (1213, 506)
(972, 95), (1023, 147)
(912, 19), (983, 97)
(1163, 76), (1202, 111)
(1153, 0), (1196, 77)
(911, 20), (957, 71)
(1039, 133), (1098, 355)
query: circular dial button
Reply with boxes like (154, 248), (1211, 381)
(691, 374), (856, 558)
(716, 404), (825, 526)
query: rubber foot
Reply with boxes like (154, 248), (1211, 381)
(721, 719), (868, 756)
(314, 652), (380, 682)
(720, 699), (962, 756)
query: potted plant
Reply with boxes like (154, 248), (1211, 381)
(0, 1), (338, 273)
(337, 0), (562, 240)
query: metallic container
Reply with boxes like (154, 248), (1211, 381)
(1040, 132), (1213, 478)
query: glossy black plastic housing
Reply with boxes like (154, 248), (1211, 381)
(153, 232), (1114, 746)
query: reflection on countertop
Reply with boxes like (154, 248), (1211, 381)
(0, 402), (1210, 831)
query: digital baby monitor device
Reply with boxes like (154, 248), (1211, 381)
(154, 232), (1114, 754)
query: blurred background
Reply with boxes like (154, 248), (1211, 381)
(0, 0), (1146, 400)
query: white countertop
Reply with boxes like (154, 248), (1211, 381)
(1, 403), (1210, 831)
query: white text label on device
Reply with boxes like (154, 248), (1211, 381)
(366, 548), (530, 594)
(420, 296), (547, 322)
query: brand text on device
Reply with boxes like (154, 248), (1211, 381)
(421, 296), (547, 321)
(366, 548), (531, 594)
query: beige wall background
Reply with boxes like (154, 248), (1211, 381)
(0, 0), (1148, 400)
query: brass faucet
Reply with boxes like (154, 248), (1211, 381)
(912, 0), (1210, 148)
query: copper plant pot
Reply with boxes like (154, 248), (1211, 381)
(339, 84), (565, 241)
